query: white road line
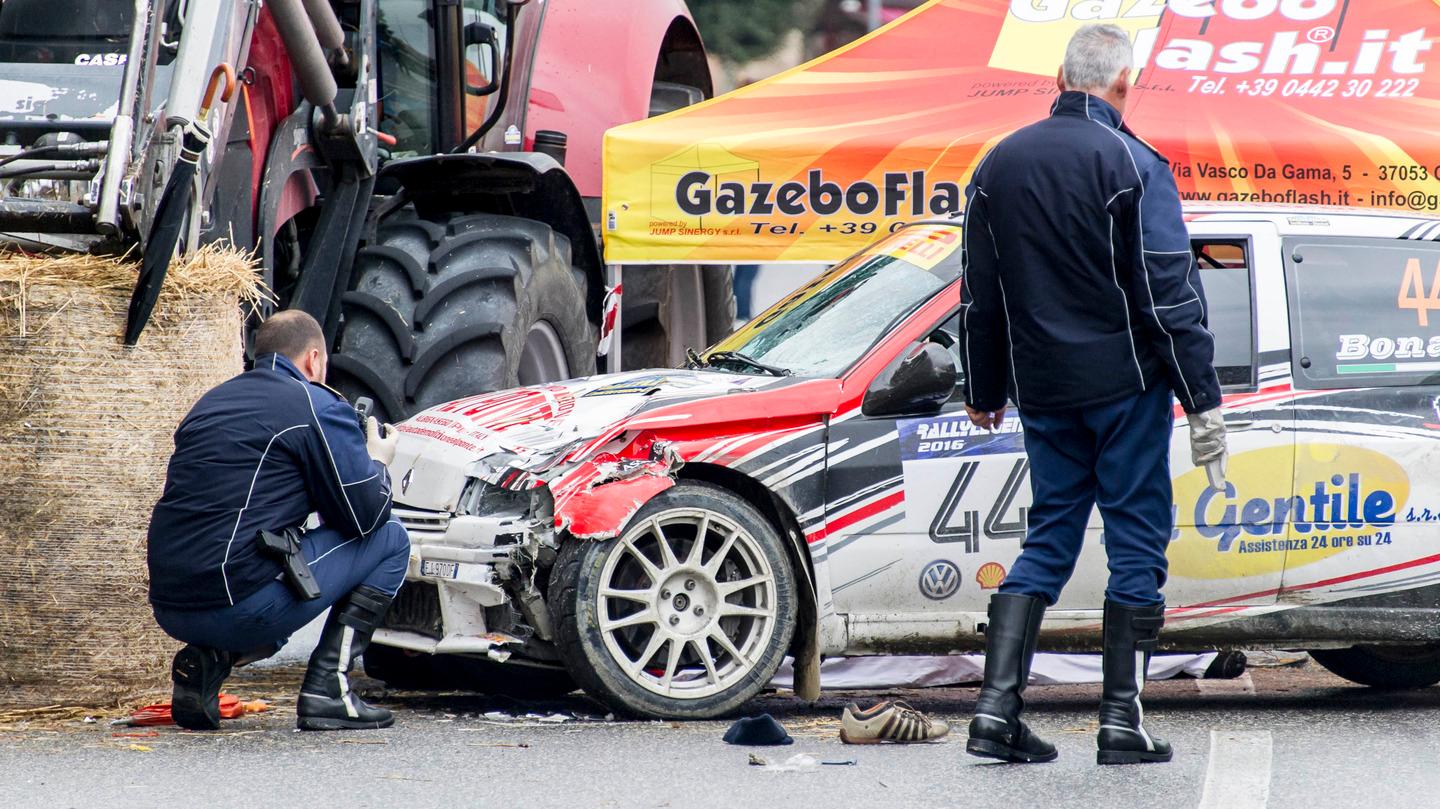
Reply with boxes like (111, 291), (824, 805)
(1196, 671), (1256, 695)
(1197, 730), (1273, 809)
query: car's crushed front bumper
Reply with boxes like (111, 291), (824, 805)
(375, 414), (686, 665)
(374, 504), (539, 661)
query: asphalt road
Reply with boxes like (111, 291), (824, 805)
(3, 661), (1436, 809)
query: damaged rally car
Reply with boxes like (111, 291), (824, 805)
(372, 208), (1440, 719)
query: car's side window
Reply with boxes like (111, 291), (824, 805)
(1285, 237), (1440, 389)
(1192, 238), (1256, 389)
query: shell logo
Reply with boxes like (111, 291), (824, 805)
(1167, 444), (1409, 581)
(975, 562), (1007, 590)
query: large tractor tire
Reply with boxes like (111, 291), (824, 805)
(621, 265), (736, 370)
(618, 80), (737, 371)
(330, 211), (596, 422)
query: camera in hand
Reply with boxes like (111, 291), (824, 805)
(353, 396), (389, 438)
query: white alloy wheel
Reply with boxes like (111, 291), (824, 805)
(550, 481), (797, 719)
(597, 507), (779, 700)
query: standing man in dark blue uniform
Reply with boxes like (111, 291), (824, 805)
(959, 24), (1228, 765)
(148, 310), (411, 731)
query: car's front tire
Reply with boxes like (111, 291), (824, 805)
(549, 482), (797, 719)
(1310, 644), (1440, 689)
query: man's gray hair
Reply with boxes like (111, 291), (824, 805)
(1062, 24), (1134, 92)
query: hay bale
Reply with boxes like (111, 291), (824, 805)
(0, 246), (265, 709)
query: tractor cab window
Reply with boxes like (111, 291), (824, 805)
(462, 0), (507, 137)
(0, 0), (182, 65)
(377, 0), (438, 157)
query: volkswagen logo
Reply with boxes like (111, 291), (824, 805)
(918, 560), (961, 600)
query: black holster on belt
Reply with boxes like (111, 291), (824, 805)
(255, 527), (321, 601)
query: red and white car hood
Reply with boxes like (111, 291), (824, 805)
(389, 369), (789, 517)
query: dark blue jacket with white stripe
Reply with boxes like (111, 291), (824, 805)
(960, 91), (1221, 416)
(147, 353), (394, 610)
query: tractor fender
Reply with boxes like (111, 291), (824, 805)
(378, 152), (605, 322)
(528, 2), (711, 199)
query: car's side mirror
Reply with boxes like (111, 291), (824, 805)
(862, 342), (957, 418)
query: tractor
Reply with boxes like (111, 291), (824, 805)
(0, 0), (731, 420)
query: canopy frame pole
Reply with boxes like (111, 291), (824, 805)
(866, 0), (882, 31)
(606, 263), (623, 373)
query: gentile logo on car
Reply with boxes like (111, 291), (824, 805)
(893, 412), (1418, 587)
(1167, 444), (1410, 580)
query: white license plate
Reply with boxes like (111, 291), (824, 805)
(421, 560), (459, 579)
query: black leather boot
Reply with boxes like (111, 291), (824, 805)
(1097, 600), (1173, 765)
(170, 645), (233, 730)
(966, 593), (1057, 763)
(297, 585), (396, 731)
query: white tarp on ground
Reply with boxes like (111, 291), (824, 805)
(770, 653), (1217, 690)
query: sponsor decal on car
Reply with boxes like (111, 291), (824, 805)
(1333, 257), (1440, 374)
(1168, 444), (1409, 579)
(975, 562), (1007, 590)
(873, 224), (964, 271)
(898, 413), (1024, 461)
(918, 560), (962, 600)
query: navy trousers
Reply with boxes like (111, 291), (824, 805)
(153, 520), (410, 653)
(999, 384), (1174, 607)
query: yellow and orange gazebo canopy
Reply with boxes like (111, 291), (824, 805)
(601, 0), (1440, 264)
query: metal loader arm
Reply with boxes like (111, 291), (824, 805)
(263, 0), (381, 340)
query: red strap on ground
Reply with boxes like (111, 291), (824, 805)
(120, 694), (270, 727)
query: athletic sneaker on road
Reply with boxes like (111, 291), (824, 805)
(840, 701), (950, 744)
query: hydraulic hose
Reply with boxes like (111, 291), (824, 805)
(268, 0), (340, 128)
(0, 161), (99, 180)
(0, 146), (59, 170)
(300, 0), (349, 66)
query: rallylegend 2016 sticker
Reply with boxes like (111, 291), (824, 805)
(898, 413), (1025, 461)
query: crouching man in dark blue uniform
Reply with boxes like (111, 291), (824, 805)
(959, 24), (1228, 765)
(147, 310), (410, 731)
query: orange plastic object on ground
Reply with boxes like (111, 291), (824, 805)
(119, 694), (271, 727)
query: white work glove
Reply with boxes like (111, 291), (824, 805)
(365, 416), (398, 466)
(1186, 408), (1228, 490)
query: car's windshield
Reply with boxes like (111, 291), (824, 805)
(701, 224), (963, 378)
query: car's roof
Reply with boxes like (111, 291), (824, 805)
(916, 203), (1440, 240)
(1182, 204), (1440, 239)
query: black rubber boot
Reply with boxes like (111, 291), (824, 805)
(1097, 600), (1174, 765)
(297, 585), (396, 731)
(966, 593), (1057, 763)
(170, 645), (233, 730)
